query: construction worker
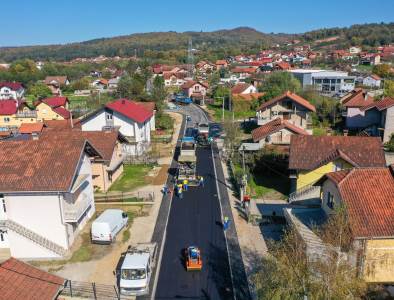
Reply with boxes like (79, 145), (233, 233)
(199, 176), (204, 187)
(177, 182), (183, 197)
(183, 179), (189, 191)
(178, 186), (183, 199)
(223, 216), (230, 231)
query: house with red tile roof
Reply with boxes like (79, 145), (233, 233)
(230, 66), (258, 79)
(255, 91), (315, 132)
(288, 135), (386, 193)
(215, 60), (228, 69)
(80, 99), (154, 155)
(0, 100), (37, 131)
(275, 61), (291, 70)
(362, 74), (382, 88)
(35, 96), (71, 121)
(44, 76), (70, 95)
(317, 167), (394, 283)
(162, 71), (187, 87)
(251, 118), (310, 148)
(341, 89), (375, 129)
(0, 138), (100, 258)
(0, 82), (25, 100)
(181, 80), (208, 99)
(0, 257), (65, 300)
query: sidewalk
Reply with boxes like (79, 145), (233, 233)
(220, 160), (268, 299)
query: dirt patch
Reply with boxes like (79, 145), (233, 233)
(151, 164), (170, 185)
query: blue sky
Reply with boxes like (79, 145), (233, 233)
(1, 0), (393, 46)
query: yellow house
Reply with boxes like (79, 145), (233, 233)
(42, 129), (124, 192)
(320, 167), (394, 283)
(0, 100), (37, 130)
(288, 135), (386, 193)
(35, 96), (71, 122)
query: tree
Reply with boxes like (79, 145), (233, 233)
(259, 72), (301, 101)
(69, 77), (90, 91)
(254, 207), (366, 300)
(372, 64), (392, 78)
(27, 82), (52, 99)
(384, 80), (394, 98)
(151, 75), (167, 111)
(117, 74), (145, 99)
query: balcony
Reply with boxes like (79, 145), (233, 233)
(63, 192), (93, 222)
(16, 111), (37, 118)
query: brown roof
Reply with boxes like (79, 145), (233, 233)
(342, 89), (374, 108)
(231, 67), (257, 74)
(19, 122), (44, 134)
(0, 138), (100, 192)
(231, 83), (252, 94)
(42, 130), (119, 162)
(131, 101), (155, 112)
(216, 60), (227, 65)
(324, 168), (394, 238)
(181, 80), (208, 89)
(289, 135), (386, 171)
(44, 76), (68, 85)
(361, 97), (394, 112)
(251, 118), (309, 142)
(0, 257), (64, 300)
(257, 91), (316, 112)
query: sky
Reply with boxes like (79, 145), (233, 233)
(1, 0), (393, 47)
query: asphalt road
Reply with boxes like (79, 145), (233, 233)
(154, 105), (233, 299)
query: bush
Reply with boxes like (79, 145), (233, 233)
(156, 113), (174, 130)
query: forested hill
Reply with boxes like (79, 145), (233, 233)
(0, 23), (393, 62)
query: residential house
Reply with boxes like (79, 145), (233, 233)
(230, 67), (258, 80)
(18, 122), (44, 139)
(181, 80), (208, 99)
(163, 72), (187, 87)
(0, 257), (65, 300)
(42, 130), (125, 193)
(363, 74), (382, 88)
(0, 100), (37, 131)
(349, 46), (362, 54)
(0, 138), (99, 258)
(231, 83), (264, 101)
(80, 99), (154, 156)
(196, 61), (215, 74)
(288, 135), (386, 193)
(91, 79), (108, 90)
(318, 167), (394, 283)
(251, 118), (310, 148)
(108, 77), (119, 90)
(358, 97), (394, 143)
(255, 91), (315, 132)
(35, 96), (71, 121)
(0, 82), (25, 100)
(360, 53), (381, 66)
(215, 60), (228, 69)
(275, 61), (291, 70)
(44, 76), (70, 95)
(341, 89), (375, 129)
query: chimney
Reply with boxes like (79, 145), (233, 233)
(343, 129), (348, 136)
(32, 132), (39, 140)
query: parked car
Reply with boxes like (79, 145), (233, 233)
(91, 209), (129, 244)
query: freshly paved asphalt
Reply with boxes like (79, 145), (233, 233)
(142, 104), (250, 300)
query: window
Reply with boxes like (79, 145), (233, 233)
(3, 117), (10, 123)
(0, 195), (5, 213)
(331, 86), (336, 91)
(315, 79), (322, 84)
(327, 192), (335, 209)
(323, 79), (330, 84)
(336, 79), (341, 83)
(331, 79), (336, 84)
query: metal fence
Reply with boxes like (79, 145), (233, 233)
(60, 280), (123, 300)
(123, 155), (159, 165)
(94, 191), (155, 203)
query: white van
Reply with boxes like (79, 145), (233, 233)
(91, 209), (129, 244)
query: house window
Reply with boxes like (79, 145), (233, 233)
(0, 195), (5, 213)
(4, 117), (10, 123)
(195, 85), (200, 92)
(327, 192), (334, 209)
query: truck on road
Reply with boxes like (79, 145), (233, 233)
(177, 137), (198, 185)
(119, 243), (157, 296)
(197, 122), (210, 146)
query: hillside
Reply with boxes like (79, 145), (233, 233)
(0, 23), (393, 62)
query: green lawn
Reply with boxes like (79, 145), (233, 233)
(313, 127), (327, 136)
(109, 164), (153, 192)
(248, 172), (289, 200)
(207, 104), (255, 122)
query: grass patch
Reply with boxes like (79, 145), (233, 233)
(109, 164), (153, 192)
(249, 172), (289, 200)
(207, 103), (255, 122)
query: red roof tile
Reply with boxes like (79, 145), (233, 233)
(361, 97), (394, 112)
(0, 82), (24, 90)
(181, 80), (208, 89)
(43, 119), (81, 130)
(233, 93), (265, 101)
(106, 99), (153, 124)
(53, 106), (71, 119)
(289, 135), (386, 171)
(0, 257), (64, 300)
(19, 122), (44, 134)
(231, 83), (252, 94)
(342, 89), (374, 108)
(0, 138), (100, 192)
(0, 99), (18, 115)
(257, 91), (316, 112)
(251, 118), (309, 142)
(325, 168), (394, 238)
(231, 67), (257, 74)
(40, 96), (69, 108)
(276, 61), (291, 70)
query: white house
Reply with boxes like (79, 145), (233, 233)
(363, 74), (382, 88)
(349, 46), (362, 54)
(0, 82), (25, 100)
(80, 99), (154, 156)
(0, 138), (98, 259)
(231, 83), (258, 95)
